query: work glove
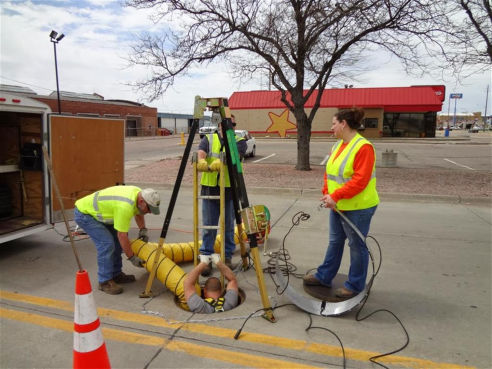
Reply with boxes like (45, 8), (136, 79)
(197, 159), (209, 172)
(129, 255), (145, 268)
(138, 227), (149, 242)
(199, 254), (211, 264)
(211, 253), (221, 265)
(209, 159), (221, 172)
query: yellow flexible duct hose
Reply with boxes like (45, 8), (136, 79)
(131, 239), (190, 310)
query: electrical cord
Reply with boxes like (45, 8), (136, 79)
(233, 303), (296, 340)
(53, 224), (88, 242)
(241, 207), (409, 369)
(305, 313), (346, 369)
(264, 211), (311, 295)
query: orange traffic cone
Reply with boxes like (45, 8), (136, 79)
(73, 270), (111, 369)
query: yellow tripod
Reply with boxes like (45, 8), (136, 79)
(193, 96), (276, 323)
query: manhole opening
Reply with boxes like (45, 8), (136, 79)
(175, 287), (246, 313)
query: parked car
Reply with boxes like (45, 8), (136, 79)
(235, 130), (256, 157)
(159, 128), (172, 136)
(199, 124), (217, 138)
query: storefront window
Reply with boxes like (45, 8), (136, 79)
(383, 112), (435, 138)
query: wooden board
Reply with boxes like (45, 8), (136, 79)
(49, 115), (125, 221)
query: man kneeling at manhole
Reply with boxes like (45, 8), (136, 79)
(184, 254), (239, 313)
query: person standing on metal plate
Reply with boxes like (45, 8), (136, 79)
(303, 108), (379, 299)
(196, 120), (247, 276)
(74, 185), (161, 295)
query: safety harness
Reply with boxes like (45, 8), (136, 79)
(204, 297), (225, 312)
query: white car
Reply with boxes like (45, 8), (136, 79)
(235, 130), (256, 157)
(199, 124), (217, 137)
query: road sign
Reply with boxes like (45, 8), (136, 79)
(450, 93), (463, 99)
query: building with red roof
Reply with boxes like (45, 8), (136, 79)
(229, 85), (445, 138)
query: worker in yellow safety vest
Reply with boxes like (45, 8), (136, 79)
(74, 185), (161, 295)
(196, 118), (247, 277)
(303, 108), (379, 299)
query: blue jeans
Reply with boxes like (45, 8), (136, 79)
(315, 206), (377, 293)
(74, 208), (123, 283)
(200, 198), (235, 259)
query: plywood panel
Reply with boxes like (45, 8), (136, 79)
(0, 172), (22, 218)
(49, 115), (125, 213)
(0, 126), (20, 165)
(22, 170), (43, 219)
(20, 114), (42, 144)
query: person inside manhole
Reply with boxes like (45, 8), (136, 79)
(184, 254), (239, 313)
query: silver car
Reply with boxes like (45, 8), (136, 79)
(235, 130), (256, 157)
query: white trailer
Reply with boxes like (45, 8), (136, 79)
(0, 93), (125, 243)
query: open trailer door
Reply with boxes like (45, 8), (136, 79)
(48, 115), (125, 223)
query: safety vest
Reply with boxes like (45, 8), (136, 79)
(74, 185), (140, 232)
(201, 133), (230, 187)
(326, 133), (379, 211)
(204, 297), (225, 312)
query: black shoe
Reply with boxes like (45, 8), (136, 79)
(201, 262), (212, 277)
(303, 274), (323, 286)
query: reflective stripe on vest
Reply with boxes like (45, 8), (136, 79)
(204, 297), (225, 312)
(92, 191), (135, 223)
(326, 133), (379, 211)
(200, 133), (230, 187)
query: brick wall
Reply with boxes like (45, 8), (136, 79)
(33, 97), (158, 136)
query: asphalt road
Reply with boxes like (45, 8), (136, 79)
(125, 133), (492, 172)
(0, 187), (490, 369)
(0, 132), (490, 369)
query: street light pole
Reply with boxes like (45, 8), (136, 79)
(49, 30), (65, 114)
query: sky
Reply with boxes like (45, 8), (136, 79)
(1, 0), (491, 115)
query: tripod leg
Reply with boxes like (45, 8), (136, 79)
(250, 246), (276, 322)
(140, 237), (165, 298)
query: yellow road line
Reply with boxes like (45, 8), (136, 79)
(0, 290), (475, 369)
(0, 307), (321, 369)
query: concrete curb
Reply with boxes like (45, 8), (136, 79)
(126, 181), (490, 206)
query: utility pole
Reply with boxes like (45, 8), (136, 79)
(49, 30), (65, 114)
(484, 85), (489, 130)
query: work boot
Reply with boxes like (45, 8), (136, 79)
(302, 274), (323, 286)
(98, 280), (123, 295)
(225, 258), (238, 270)
(113, 272), (136, 284)
(335, 287), (356, 299)
(201, 262), (212, 277)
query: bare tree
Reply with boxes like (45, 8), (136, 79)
(456, 0), (491, 64)
(432, 0), (491, 77)
(126, 0), (456, 170)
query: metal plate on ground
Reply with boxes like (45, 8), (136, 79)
(274, 254), (367, 316)
(303, 274), (349, 302)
